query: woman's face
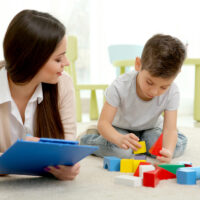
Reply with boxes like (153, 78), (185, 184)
(36, 36), (69, 84)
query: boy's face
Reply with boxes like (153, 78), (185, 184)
(135, 58), (177, 101)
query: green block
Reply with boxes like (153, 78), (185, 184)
(158, 164), (185, 174)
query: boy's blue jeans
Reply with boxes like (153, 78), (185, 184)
(80, 126), (187, 159)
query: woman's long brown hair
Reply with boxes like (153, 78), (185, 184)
(3, 10), (65, 139)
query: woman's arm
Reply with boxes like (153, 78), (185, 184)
(58, 73), (76, 140)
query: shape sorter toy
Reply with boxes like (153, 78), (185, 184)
(103, 156), (121, 171)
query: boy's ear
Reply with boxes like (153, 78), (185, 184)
(135, 57), (141, 71)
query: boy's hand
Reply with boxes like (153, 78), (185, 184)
(44, 163), (80, 181)
(117, 133), (141, 150)
(156, 148), (172, 163)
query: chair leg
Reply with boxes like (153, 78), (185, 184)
(75, 89), (82, 122)
(103, 89), (106, 104)
(90, 90), (99, 120)
(194, 64), (200, 121)
(120, 66), (126, 75)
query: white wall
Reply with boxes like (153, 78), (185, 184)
(0, 0), (198, 116)
(90, 0), (199, 115)
(0, 0), (87, 60)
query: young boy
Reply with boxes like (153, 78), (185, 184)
(80, 34), (187, 163)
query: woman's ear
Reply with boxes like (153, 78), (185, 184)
(135, 57), (141, 71)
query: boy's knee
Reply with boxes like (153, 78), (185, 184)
(173, 133), (187, 158)
(114, 148), (133, 159)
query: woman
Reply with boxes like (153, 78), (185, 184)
(0, 9), (80, 180)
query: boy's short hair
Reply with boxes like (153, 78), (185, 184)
(141, 34), (186, 78)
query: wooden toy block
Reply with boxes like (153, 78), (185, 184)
(178, 161), (192, 167)
(188, 167), (200, 179)
(133, 160), (146, 173)
(139, 165), (155, 178)
(133, 141), (146, 154)
(120, 159), (134, 173)
(156, 166), (176, 180)
(115, 175), (143, 187)
(134, 162), (151, 177)
(158, 164), (185, 174)
(176, 167), (196, 185)
(134, 154), (146, 160)
(143, 165), (177, 188)
(149, 133), (163, 156)
(143, 168), (160, 187)
(103, 156), (121, 171)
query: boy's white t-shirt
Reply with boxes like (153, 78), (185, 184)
(105, 71), (180, 131)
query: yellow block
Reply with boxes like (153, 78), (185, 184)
(133, 141), (146, 154)
(133, 160), (146, 173)
(120, 159), (134, 173)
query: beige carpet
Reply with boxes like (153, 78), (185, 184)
(0, 124), (199, 200)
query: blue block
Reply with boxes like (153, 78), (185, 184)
(176, 167), (196, 185)
(103, 156), (121, 171)
(190, 167), (200, 179)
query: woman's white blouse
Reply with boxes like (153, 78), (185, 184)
(0, 67), (43, 144)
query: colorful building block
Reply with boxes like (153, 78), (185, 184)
(156, 166), (176, 180)
(178, 161), (192, 167)
(133, 141), (146, 154)
(115, 175), (143, 187)
(149, 133), (163, 156)
(158, 164), (185, 174)
(133, 160), (146, 173)
(120, 159), (134, 173)
(134, 154), (147, 160)
(176, 167), (196, 185)
(134, 162), (151, 177)
(103, 156), (121, 171)
(143, 168), (160, 187)
(188, 167), (200, 179)
(139, 165), (155, 178)
(143, 166), (177, 188)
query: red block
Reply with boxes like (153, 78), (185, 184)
(185, 164), (192, 167)
(143, 168), (160, 187)
(149, 133), (163, 156)
(143, 165), (176, 188)
(156, 166), (176, 180)
(134, 162), (151, 177)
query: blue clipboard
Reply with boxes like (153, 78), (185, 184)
(0, 138), (98, 176)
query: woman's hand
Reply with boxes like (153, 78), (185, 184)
(117, 133), (141, 150)
(156, 148), (172, 163)
(44, 163), (80, 181)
